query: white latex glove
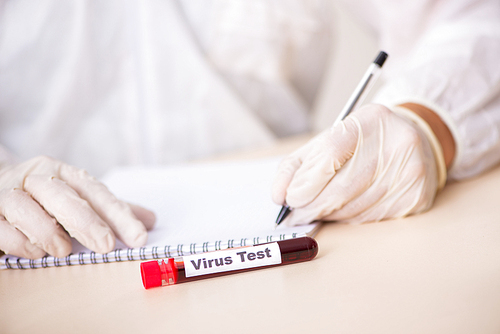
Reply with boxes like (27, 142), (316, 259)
(0, 156), (156, 259)
(272, 104), (446, 226)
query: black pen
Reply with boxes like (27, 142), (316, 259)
(275, 51), (389, 228)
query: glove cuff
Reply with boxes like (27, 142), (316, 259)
(392, 106), (447, 191)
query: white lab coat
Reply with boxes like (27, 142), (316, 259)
(0, 0), (332, 176)
(346, 0), (500, 179)
(0, 0), (499, 180)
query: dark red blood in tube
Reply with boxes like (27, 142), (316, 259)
(141, 237), (318, 289)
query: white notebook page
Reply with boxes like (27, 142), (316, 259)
(70, 157), (319, 253)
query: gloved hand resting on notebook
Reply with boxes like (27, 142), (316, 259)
(272, 104), (453, 226)
(0, 156), (156, 259)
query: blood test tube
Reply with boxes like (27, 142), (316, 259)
(141, 236), (318, 289)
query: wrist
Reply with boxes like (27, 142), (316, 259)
(392, 104), (448, 191)
(397, 103), (456, 170)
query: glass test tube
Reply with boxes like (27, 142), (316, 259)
(140, 237), (319, 289)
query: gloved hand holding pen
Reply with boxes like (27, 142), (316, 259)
(272, 103), (454, 226)
(0, 156), (156, 259)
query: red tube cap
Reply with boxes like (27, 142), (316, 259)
(141, 260), (162, 289)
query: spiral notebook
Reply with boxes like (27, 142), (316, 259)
(0, 157), (320, 269)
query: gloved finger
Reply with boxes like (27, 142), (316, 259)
(324, 153), (424, 222)
(337, 185), (421, 224)
(272, 154), (303, 205)
(127, 202), (156, 231)
(0, 214), (46, 259)
(305, 141), (398, 223)
(271, 137), (322, 205)
(23, 175), (116, 254)
(321, 180), (388, 222)
(282, 163), (384, 227)
(0, 188), (72, 257)
(285, 117), (360, 208)
(281, 163), (371, 227)
(58, 164), (147, 247)
(279, 205), (320, 227)
(291, 155), (434, 226)
(338, 165), (435, 224)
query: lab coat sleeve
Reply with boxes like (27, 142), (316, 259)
(372, 1), (500, 180)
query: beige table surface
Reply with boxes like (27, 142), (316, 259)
(1, 136), (500, 334)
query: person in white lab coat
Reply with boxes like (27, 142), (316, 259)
(0, 0), (499, 258)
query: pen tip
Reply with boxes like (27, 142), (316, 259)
(275, 205), (292, 227)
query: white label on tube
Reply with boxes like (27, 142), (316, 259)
(183, 242), (282, 278)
